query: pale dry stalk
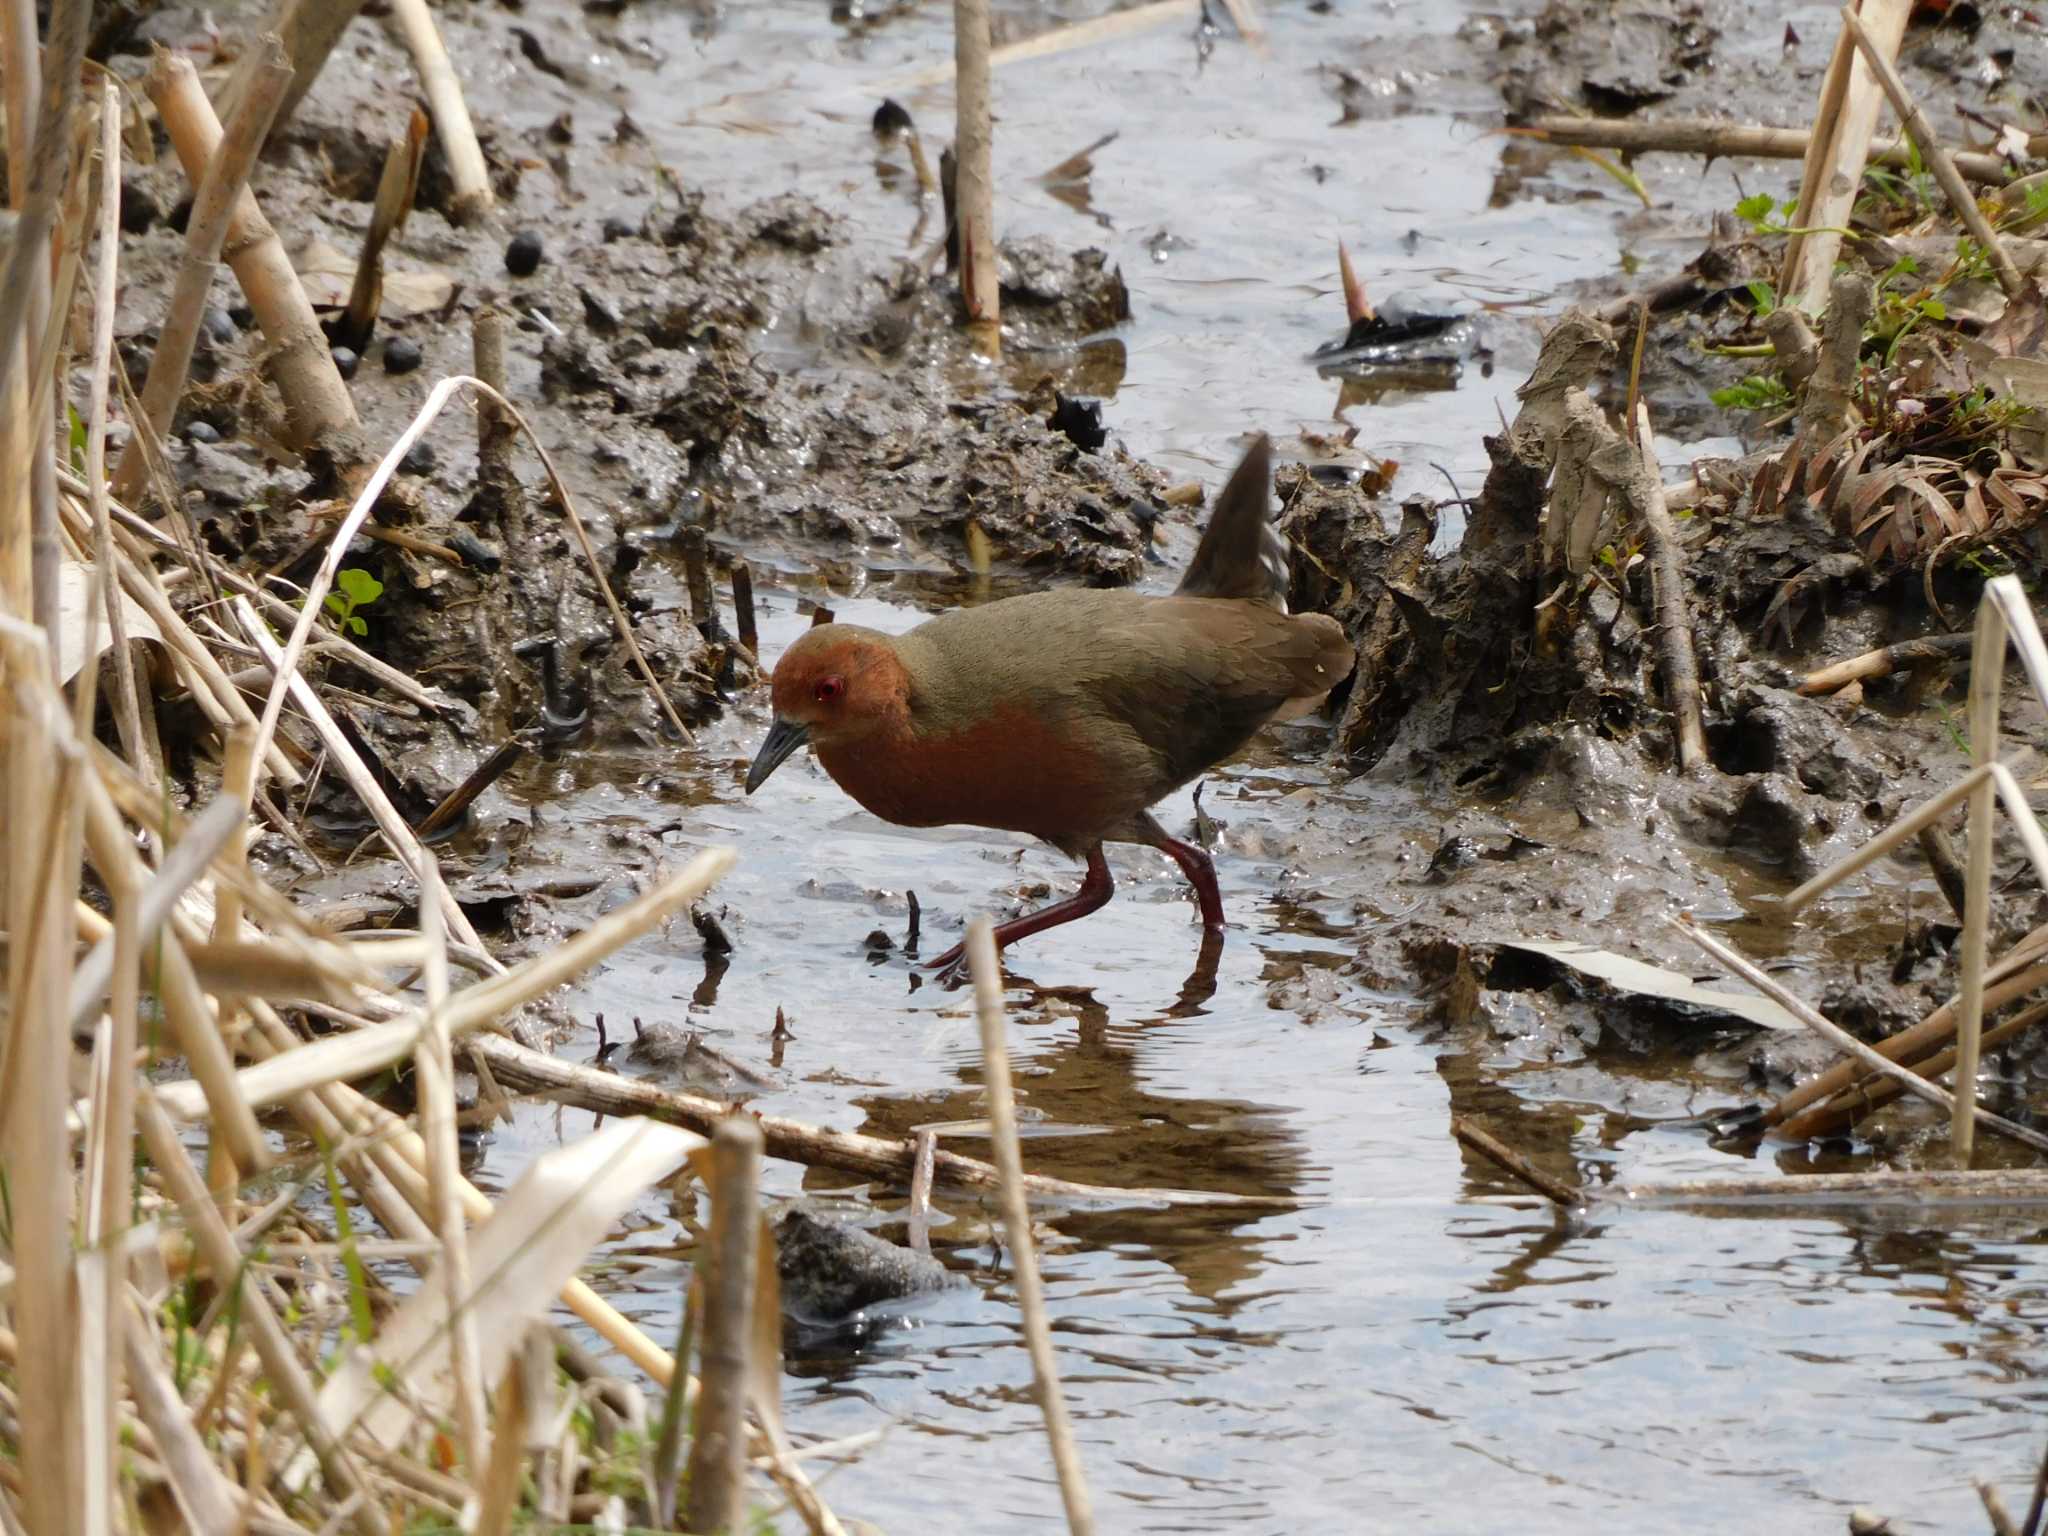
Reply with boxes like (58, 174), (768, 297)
(685, 1117), (764, 1535)
(1629, 401), (1707, 774)
(148, 52), (360, 454)
(1841, 3), (2024, 299)
(1520, 113), (2024, 186)
(953, 0), (1000, 335)
(115, 37), (294, 503)
(1780, 0), (1911, 313)
(386, 0), (494, 223)
(968, 918), (1095, 1536)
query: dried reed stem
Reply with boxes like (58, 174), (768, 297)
(135, 1088), (386, 1536)
(952, 0), (1000, 334)
(685, 1117), (764, 1536)
(386, 0), (493, 223)
(115, 37), (293, 503)
(1841, 4), (2024, 299)
(1780, 0), (1911, 313)
(1519, 113), (2024, 186)
(1952, 586), (2008, 1163)
(1630, 401), (1707, 774)
(149, 52), (360, 455)
(262, 0), (371, 134)
(968, 918), (1095, 1536)
(1674, 915), (2048, 1155)
(466, 1029), (1294, 1208)
(416, 860), (487, 1474)
(1449, 1117), (1579, 1206)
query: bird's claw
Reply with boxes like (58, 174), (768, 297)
(921, 943), (972, 986)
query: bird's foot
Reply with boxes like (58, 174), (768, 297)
(921, 941), (975, 987)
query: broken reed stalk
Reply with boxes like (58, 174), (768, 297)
(135, 1088), (388, 1536)
(416, 860), (486, 1475)
(115, 35), (294, 504)
(684, 1117), (764, 1536)
(968, 918), (1096, 1536)
(952, 0), (1000, 336)
(0, 621), (89, 1536)
(262, 0), (371, 134)
(335, 105), (429, 353)
(386, 0), (493, 224)
(148, 49), (361, 456)
(1517, 114), (2026, 187)
(1672, 915), (2048, 1156)
(1780, 0), (1911, 313)
(1797, 1002), (2048, 1143)
(1612, 1166), (2048, 1207)
(86, 78), (149, 782)
(464, 1028), (1295, 1209)
(471, 304), (521, 539)
(731, 556), (760, 658)
(1951, 584), (2006, 1163)
(1630, 401), (1707, 774)
(1797, 631), (1972, 694)
(1449, 1116), (1579, 1207)
(1840, 3), (2024, 300)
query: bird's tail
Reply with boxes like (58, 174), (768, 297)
(1174, 435), (1291, 612)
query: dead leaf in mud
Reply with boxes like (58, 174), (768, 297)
(1498, 940), (1803, 1034)
(296, 239), (455, 317)
(1980, 281), (2048, 359)
(58, 558), (162, 682)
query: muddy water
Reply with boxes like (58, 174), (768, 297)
(435, 2), (2048, 1530)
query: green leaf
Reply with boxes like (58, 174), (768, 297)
(336, 567), (383, 607)
(346, 615), (367, 636)
(1710, 373), (1792, 412)
(1733, 192), (1776, 226)
(324, 591), (348, 618)
(1920, 298), (1947, 322)
(1743, 279), (1777, 317)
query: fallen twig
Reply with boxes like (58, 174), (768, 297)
(1630, 401), (1708, 774)
(1517, 113), (2027, 186)
(1797, 631), (1972, 694)
(1449, 1117), (1579, 1207)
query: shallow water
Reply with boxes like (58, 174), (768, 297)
(419, 2), (2048, 1530)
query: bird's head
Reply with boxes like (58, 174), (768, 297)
(745, 625), (908, 794)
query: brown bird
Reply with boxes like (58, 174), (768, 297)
(745, 436), (1354, 974)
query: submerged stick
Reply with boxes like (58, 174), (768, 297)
(1450, 1117), (1578, 1208)
(684, 1117), (762, 1536)
(952, 0), (1000, 334)
(467, 1030), (1293, 1209)
(969, 919), (1094, 1536)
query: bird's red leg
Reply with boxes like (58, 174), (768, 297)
(924, 844), (1115, 974)
(1149, 834), (1227, 933)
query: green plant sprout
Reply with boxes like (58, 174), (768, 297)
(324, 566), (384, 637)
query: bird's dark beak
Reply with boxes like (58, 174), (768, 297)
(745, 716), (810, 794)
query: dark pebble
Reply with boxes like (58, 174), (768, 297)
(167, 196), (192, 234)
(447, 530), (501, 573)
(330, 346), (359, 379)
(228, 305), (254, 330)
(383, 336), (423, 374)
(401, 441), (437, 475)
(201, 307), (236, 346)
(505, 230), (545, 276)
(872, 97), (913, 136)
(118, 178), (159, 233)
(184, 420), (220, 445)
(1048, 392), (1108, 452)
(601, 214), (636, 242)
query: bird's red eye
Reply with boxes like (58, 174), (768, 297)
(813, 675), (845, 705)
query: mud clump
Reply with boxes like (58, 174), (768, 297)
(775, 1209), (962, 1332)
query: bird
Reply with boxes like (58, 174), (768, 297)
(744, 435), (1354, 975)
